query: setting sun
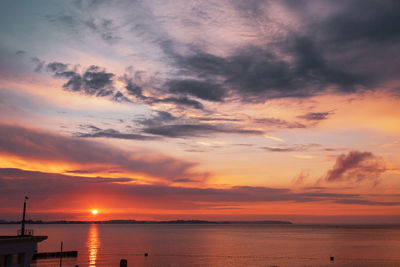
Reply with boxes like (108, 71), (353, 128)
(91, 209), (98, 215)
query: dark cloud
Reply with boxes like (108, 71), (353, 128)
(31, 57), (45, 72)
(255, 117), (306, 128)
(46, 62), (69, 74)
(124, 77), (204, 109)
(231, 0), (267, 18)
(46, 62), (116, 97)
(66, 65), (114, 96)
(125, 78), (145, 99)
(136, 111), (177, 126)
(298, 111), (333, 121)
(46, 63), (207, 109)
(325, 151), (386, 183)
(143, 124), (263, 138)
(112, 91), (131, 102)
(79, 124), (101, 131)
(320, 0), (400, 44)
(290, 36), (364, 93)
(198, 117), (241, 122)
(0, 168), (134, 205)
(76, 128), (156, 140)
(78, 113), (258, 141)
(0, 168), (397, 214)
(0, 124), (202, 181)
(167, 79), (226, 102)
(16, 50), (26, 55)
(1, 168), (134, 183)
(167, 36), (367, 102)
(159, 96), (204, 110)
(288, 0), (400, 91)
(157, 1), (400, 102)
(36, 0), (400, 108)
(334, 199), (400, 206)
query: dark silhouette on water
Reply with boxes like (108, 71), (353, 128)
(120, 259), (127, 267)
(20, 196), (29, 236)
(33, 251), (78, 260)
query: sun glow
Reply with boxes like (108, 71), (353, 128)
(91, 209), (98, 215)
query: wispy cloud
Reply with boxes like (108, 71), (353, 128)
(325, 151), (386, 184)
(76, 127), (156, 141)
(0, 124), (204, 181)
(298, 111), (334, 121)
(1, 168), (397, 215)
(261, 144), (321, 152)
(143, 123), (263, 138)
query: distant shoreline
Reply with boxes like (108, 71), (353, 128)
(0, 219), (292, 225)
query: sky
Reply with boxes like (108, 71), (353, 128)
(1, 0), (400, 223)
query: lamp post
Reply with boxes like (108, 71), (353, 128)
(20, 196), (29, 236)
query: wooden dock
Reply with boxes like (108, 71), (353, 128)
(33, 251), (78, 259)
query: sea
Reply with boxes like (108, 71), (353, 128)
(1, 224), (400, 266)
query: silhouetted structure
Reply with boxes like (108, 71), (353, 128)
(120, 259), (127, 267)
(20, 196), (29, 236)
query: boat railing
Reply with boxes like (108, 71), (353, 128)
(17, 229), (34, 236)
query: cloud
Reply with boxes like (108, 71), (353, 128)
(76, 128), (156, 140)
(46, 8), (121, 44)
(166, 36), (366, 102)
(84, 18), (121, 44)
(76, 112), (258, 141)
(124, 78), (146, 99)
(32, 1), (400, 106)
(112, 91), (131, 102)
(255, 117), (306, 128)
(158, 96), (204, 109)
(287, 0), (400, 91)
(16, 50), (26, 55)
(292, 171), (309, 185)
(334, 199), (400, 206)
(167, 79), (226, 102)
(298, 111), (333, 121)
(31, 57), (45, 72)
(143, 123), (263, 138)
(197, 117), (241, 122)
(0, 168), (398, 214)
(0, 124), (203, 181)
(320, 0), (400, 44)
(155, 1), (400, 102)
(46, 63), (116, 97)
(325, 151), (386, 184)
(136, 111), (177, 126)
(262, 144), (320, 152)
(289, 36), (364, 92)
(124, 77), (204, 109)
(65, 169), (97, 174)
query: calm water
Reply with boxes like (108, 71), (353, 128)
(1, 224), (400, 266)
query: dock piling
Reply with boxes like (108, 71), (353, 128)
(120, 259), (127, 267)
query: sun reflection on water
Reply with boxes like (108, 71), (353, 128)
(87, 224), (100, 266)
